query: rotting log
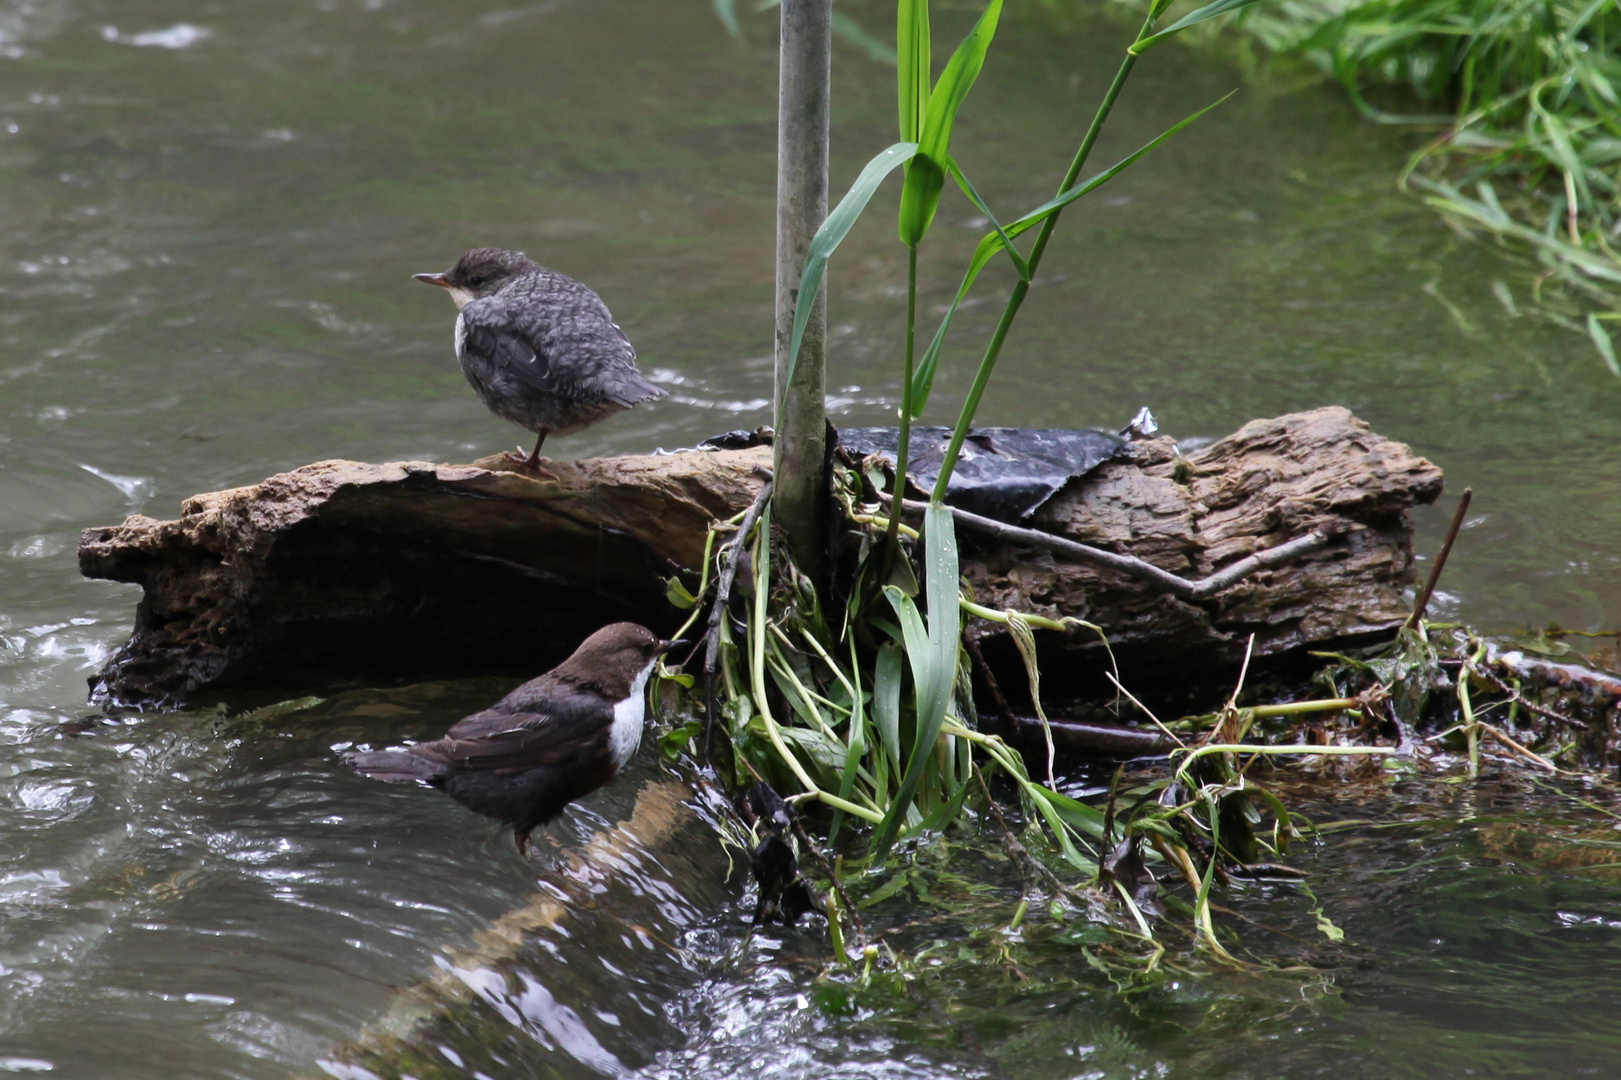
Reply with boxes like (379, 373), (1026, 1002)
(79, 407), (1440, 708)
(79, 449), (771, 706)
(956, 406), (1443, 702)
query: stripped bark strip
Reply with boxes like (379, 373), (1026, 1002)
(889, 495), (1335, 602)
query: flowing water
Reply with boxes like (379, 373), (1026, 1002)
(2, 0), (1619, 1075)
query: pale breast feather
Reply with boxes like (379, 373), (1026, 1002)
(608, 659), (657, 769)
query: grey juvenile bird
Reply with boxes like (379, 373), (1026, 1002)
(414, 248), (664, 477)
(344, 622), (679, 854)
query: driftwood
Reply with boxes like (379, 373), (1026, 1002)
(957, 407), (1442, 696)
(79, 450), (772, 705)
(79, 407), (1441, 707)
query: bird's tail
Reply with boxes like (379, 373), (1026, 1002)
(344, 748), (442, 783)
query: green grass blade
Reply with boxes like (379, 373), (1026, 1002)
(873, 507), (960, 863)
(947, 157), (1029, 281)
(909, 94), (1230, 414)
(884, 586), (931, 673)
(1027, 787), (1100, 873)
(1588, 314), (1621, 376)
(1033, 785), (1107, 839)
(898, 0), (930, 141)
(898, 0), (1003, 245)
(829, 648), (869, 843)
(1131, 0), (1265, 55)
(780, 141), (918, 423)
(1003, 90), (1235, 234)
(917, 0), (1003, 163)
(873, 641), (905, 773)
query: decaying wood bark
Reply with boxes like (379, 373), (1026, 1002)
(79, 407), (1441, 707)
(962, 406), (1444, 694)
(79, 450), (772, 705)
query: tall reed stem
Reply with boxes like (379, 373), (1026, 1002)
(883, 244), (921, 568)
(929, 23), (1148, 504)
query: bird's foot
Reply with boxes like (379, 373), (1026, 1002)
(503, 448), (559, 481)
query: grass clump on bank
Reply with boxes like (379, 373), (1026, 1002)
(1208, 0), (1621, 372)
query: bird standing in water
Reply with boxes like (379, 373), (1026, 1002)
(343, 622), (679, 854)
(414, 248), (664, 478)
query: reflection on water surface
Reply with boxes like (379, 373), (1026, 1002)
(1, 0), (1619, 1075)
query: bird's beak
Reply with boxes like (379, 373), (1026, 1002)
(413, 272), (451, 288)
(660, 638), (690, 655)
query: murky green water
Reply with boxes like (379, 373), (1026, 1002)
(3, 0), (1620, 1075)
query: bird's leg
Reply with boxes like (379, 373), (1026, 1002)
(505, 431), (558, 480)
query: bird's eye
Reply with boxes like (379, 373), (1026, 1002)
(468, 275), (486, 287)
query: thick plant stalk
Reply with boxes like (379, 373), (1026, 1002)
(773, 0), (833, 582)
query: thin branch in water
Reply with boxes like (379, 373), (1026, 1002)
(1406, 486), (1472, 630)
(791, 817), (867, 947)
(1103, 671), (1186, 748)
(704, 471), (773, 761)
(966, 635), (1020, 728)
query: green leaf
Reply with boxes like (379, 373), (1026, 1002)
(858, 872), (911, 909)
(1314, 909), (1346, 943)
(775, 724), (848, 774)
(1026, 786), (1100, 873)
(781, 142), (918, 421)
(898, 0), (1003, 245)
(910, 93), (1232, 412)
(1033, 785), (1107, 839)
(916, 0), (1001, 164)
(897, 0), (930, 142)
(830, 665), (868, 844)
(873, 506), (960, 863)
(1588, 313), (1620, 377)
(915, 775), (972, 835)
(665, 575), (699, 609)
(873, 642), (905, 772)
(1131, 0), (1265, 54)
(999, 91), (1234, 236)
(898, 157), (946, 247)
(885, 589), (931, 685)
(947, 157), (1029, 281)
(658, 718), (702, 761)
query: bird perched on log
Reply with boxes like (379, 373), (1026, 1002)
(344, 622), (679, 854)
(414, 247), (664, 478)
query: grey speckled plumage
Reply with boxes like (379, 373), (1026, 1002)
(415, 247), (664, 473)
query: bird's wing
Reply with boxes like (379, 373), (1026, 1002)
(435, 694), (614, 773)
(457, 296), (569, 399)
(468, 278), (666, 405)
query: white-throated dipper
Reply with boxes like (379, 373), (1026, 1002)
(344, 623), (679, 854)
(414, 247), (664, 478)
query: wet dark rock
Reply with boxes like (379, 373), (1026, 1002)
(838, 425), (1128, 520)
(739, 781), (821, 926)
